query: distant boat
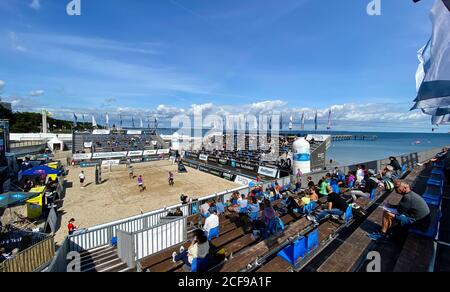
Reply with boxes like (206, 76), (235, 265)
(415, 140), (421, 145)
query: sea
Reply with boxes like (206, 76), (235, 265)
(157, 128), (450, 167)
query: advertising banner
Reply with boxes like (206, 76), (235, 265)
(92, 152), (128, 159)
(258, 166), (279, 178)
(72, 153), (93, 160)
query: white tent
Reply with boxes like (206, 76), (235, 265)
(47, 137), (64, 152)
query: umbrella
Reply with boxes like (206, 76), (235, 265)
(0, 192), (40, 209)
(22, 165), (62, 176)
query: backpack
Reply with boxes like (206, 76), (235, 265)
(351, 204), (367, 219)
(383, 178), (394, 191)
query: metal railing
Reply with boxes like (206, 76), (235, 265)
(45, 237), (69, 272)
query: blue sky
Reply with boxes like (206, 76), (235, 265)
(0, 0), (444, 132)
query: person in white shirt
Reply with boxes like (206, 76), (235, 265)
(356, 165), (365, 185)
(172, 229), (210, 272)
(79, 171), (86, 187)
(203, 211), (219, 236)
(200, 202), (210, 216)
(238, 194), (248, 212)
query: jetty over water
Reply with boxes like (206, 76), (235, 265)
(332, 135), (377, 142)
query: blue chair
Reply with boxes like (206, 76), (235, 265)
(344, 206), (353, 223)
(370, 188), (377, 201)
(278, 236), (306, 266)
(110, 236), (118, 247)
(411, 209), (441, 239)
(432, 168), (444, 176)
(332, 184), (340, 194)
(422, 185), (443, 207)
(207, 226), (220, 241)
(427, 177), (443, 187)
(303, 201), (318, 215)
(306, 229), (319, 254)
(401, 164), (407, 174)
(433, 161), (445, 169)
(191, 256), (209, 272)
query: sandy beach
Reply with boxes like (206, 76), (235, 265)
(54, 160), (239, 243)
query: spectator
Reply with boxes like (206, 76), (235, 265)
(347, 171), (356, 188)
(200, 201), (211, 217)
(68, 218), (78, 235)
(356, 165), (365, 185)
(307, 176), (315, 189)
(296, 169), (303, 183)
(369, 181), (431, 240)
(389, 157), (401, 172)
(417, 147), (448, 166)
(319, 174), (331, 197)
(172, 229), (210, 272)
(350, 169), (382, 201)
(180, 194), (188, 205)
(237, 194), (249, 213)
(307, 185), (349, 224)
(168, 171), (174, 186)
(261, 199), (277, 226)
(203, 210), (219, 237)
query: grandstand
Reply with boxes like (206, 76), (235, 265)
(72, 129), (168, 154)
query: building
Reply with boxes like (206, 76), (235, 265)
(0, 97), (12, 111)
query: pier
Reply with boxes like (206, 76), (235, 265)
(332, 135), (377, 141)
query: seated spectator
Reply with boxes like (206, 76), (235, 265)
(389, 156), (401, 173)
(346, 171), (356, 188)
(417, 147), (448, 166)
(319, 174), (331, 197)
(237, 194), (249, 213)
(307, 186), (349, 224)
(356, 165), (365, 185)
(261, 199), (277, 227)
(307, 176), (315, 189)
(203, 210), (219, 237)
(180, 194), (189, 205)
(369, 181), (431, 240)
(68, 218), (78, 235)
(247, 196), (260, 217)
(172, 229), (210, 272)
(350, 169), (383, 201)
(168, 207), (183, 217)
(199, 201), (211, 217)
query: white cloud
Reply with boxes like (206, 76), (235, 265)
(8, 32), (27, 52)
(0, 80), (5, 90)
(29, 0), (40, 10)
(29, 90), (45, 96)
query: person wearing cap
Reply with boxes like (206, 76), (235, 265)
(350, 169), (383, 201)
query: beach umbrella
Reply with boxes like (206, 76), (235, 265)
(22, 165), (62, 176)
(411, 0), (450, 124)
(0, 192), (40, 209)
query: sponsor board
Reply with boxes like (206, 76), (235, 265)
(185, 152), (199, 159)
(209, 169), (223, 177)
(186, 162), (199, 170)
(92, 129), (111, 135)
(258, 166), (279, 178)
(143, 150), (157, 156)
(218, 158), (229, 165)
(198, 165), (210, 173)
(72, 153), (93, 160)
(83, 142), (93, 148)
(222, 172), (235, 181)
(199, 154), (209, 161)
(208, 156), (219, 164)
(234, 175), (254, 186)
(92, 152), (128, 159)
(130, 158), (143, 163)
(102, 160), (121, 166)
(80, 162), (99, 168)
(127, 150), (143, 157)
(234, 161), (258, 172)
(157, 149), (170, 154)
(127, 130), (142, 135)
(143, 156), (161, 162)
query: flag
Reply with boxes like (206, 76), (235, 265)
(92, 115), (97, 128)
(314, 111), (318, 131)
(327, 110), (332, 130)
(301, 112), (305, 130)
(289, 114), (293, 130)
(411, 0), (450, 124)
(73, 113), (78, 127)
(105, 113), (109, 126)
(140, 118), (143, 128)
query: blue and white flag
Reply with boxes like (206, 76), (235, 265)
(73, 113), (78, 127)
(412, 0), (450, 124)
